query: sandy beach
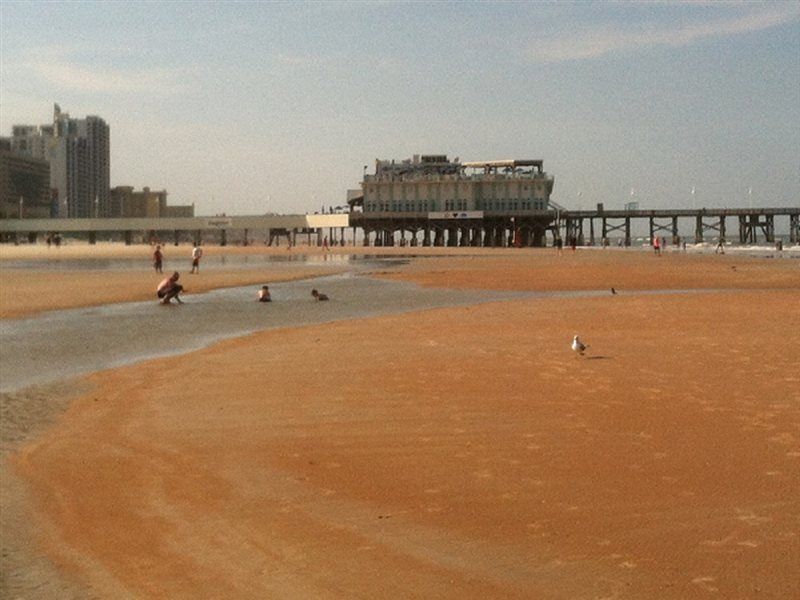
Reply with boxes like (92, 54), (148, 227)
(1, 244), (798, 598)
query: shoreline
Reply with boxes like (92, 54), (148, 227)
(1, 249), (799, 598)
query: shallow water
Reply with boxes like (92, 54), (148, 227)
(0, 253), (406, 272)
(0, 275), (531, 392)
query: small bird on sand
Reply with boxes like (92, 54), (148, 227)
(572, 335), (588, 356)
(311, 288), (329, 301)
(611, 287), (617, 295)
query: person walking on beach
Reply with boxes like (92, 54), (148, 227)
(157, 272), (183, 304)
(153, 245), (163, 273)
(190, 244), (203, 274)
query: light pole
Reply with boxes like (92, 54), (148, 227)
(19, 196), (23, 219)
(748, 187), (752, 209)
(691, 186), (695, 210)
(94, 195), (99, 218)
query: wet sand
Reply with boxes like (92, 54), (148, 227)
(2, 245), (799, 598)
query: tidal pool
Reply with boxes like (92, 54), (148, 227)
(0, 275), (530, 392)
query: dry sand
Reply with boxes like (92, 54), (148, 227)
(1, 245), (799, 598)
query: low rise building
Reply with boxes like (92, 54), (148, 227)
(109, 186), (194, 218)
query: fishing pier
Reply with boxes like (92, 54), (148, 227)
(349, 206), (799, 247)
(557, 206), (800, 247)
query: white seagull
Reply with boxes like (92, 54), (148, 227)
(571, 335), (588, 356)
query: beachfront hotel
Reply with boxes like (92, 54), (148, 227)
(349, 154), (555, 247)
(6, 104), (110, 219)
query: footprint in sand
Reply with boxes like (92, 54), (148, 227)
(691, 576), (719, 593)
(769, 432), (795, 446)
(735, 509), (771, 526)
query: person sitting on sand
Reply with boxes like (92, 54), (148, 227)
(258, 285), (272, 302)
(157, 271), (183, 304)
(311, 288), (329, 301)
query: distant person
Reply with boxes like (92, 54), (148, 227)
(322, 236), (330, 251)
(715, 239), (725, 254)
(653, 236), (661, 256)
(258, 285), (272, 302)
(46, 234), (52, 248)
(311, 288), (329, 301)
(153, 245), (163, 273)
(157, 272), (183, 305)
(190, 244), (203, 274)
(556, 237), (563, 254)
(54, 233), (62, 247)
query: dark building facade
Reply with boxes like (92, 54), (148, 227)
(0, 148), (53, 219)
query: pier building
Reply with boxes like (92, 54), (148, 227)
(350, 154), (555, 247)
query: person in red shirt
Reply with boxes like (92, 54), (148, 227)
(153, 245), (163, 273)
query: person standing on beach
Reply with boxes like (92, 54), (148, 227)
(153, 245), (163, 273)
(157, 272), (183, 304)
(190, 244), (203, 274)
(258, 285), (271, 302)
(653, 236), (661, 256)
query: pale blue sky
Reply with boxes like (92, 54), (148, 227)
(2, 1), (798, 215)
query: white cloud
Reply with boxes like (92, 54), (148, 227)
(30, 61), (187, 94)
(275, 52), (333, 67)
(3, 45), (191, 95)
(525, 5), (800, 64)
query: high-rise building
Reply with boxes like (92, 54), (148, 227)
(9, 104), (110, 218)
